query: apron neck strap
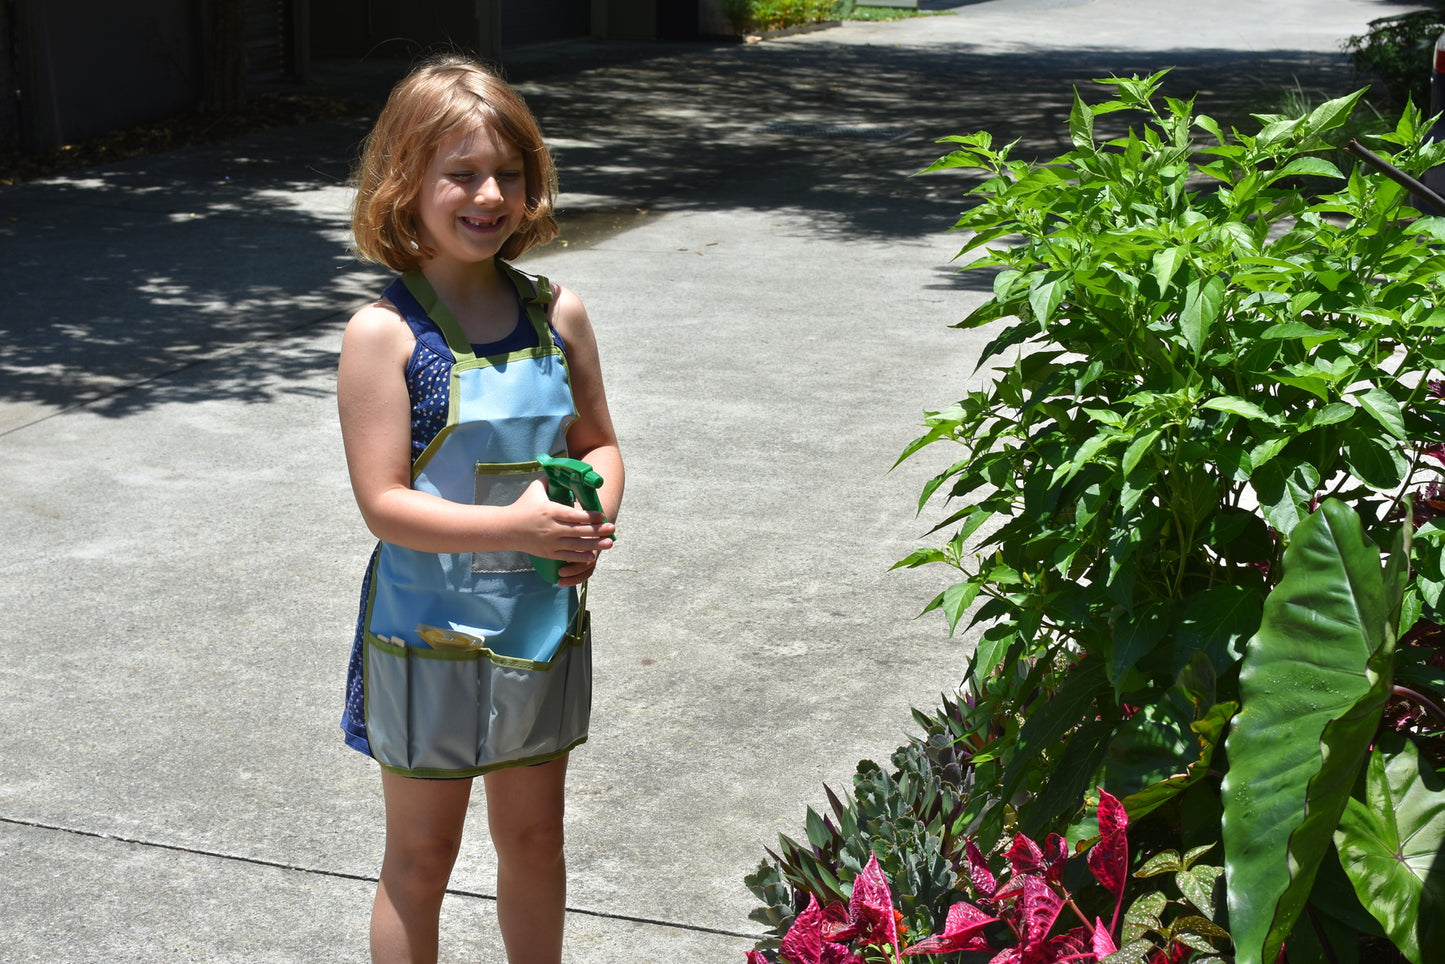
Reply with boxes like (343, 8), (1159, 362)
(499, 260), (556, 347)
(398, 261), (557, 363)
(399, 271), (475, 363)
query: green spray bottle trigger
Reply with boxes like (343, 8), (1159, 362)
(529, 453), (613, 583)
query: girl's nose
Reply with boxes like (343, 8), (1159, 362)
(475, 177), (503, 204)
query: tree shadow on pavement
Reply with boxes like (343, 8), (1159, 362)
(0, 35), (1367, 422)
(0, 119), (387, 429)
(522, 39), (1362, 241)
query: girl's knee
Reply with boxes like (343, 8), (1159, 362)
(383, 831), (464, 892)
(491, 814), (565, 864)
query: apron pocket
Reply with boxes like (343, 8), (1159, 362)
(471, 462), (546, 575)
(363, 624), (591, 777)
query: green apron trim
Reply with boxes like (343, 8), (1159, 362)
(364, 608), (589, 672)
(399, 261), (554, 365)
(402, 264), (566, 479)
(376, 737), (588, 780)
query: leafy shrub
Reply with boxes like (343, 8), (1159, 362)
(726, 0), (855, 33)
(1342, 6), (1445, 114)
(749, 791), (1228, 962)
(748, 73), (1445, 964)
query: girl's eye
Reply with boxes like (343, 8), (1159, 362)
(499, 170), (523, 181)
(450, 172), (475, 182)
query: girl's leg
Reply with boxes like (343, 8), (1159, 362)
(482, 755), (569, 964)
(371, 771), (473, 964)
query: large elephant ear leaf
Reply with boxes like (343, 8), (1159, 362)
(1220, 499), (1404, 964)
(1334, 732), (1445, 964)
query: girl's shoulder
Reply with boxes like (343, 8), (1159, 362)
(341, 295), (416, 363)
(544, 282), (592, 343)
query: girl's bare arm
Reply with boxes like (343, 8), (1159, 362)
(550, 285), (625, 585)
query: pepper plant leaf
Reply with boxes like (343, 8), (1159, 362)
(1221, 499), (1405, 964)
(1333, 732), (1445, 963)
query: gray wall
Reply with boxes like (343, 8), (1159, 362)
(310, 0), (482, 58)
(311, 0), (595, 59)
(502, 0), (590, 44)
(12, 0), (198, 150)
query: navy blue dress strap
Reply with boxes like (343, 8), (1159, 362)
(384, 277), (456, 360)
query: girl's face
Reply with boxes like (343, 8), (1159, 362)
(413, 119), (527, 267)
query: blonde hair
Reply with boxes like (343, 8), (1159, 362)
(351, 54), (558, 269)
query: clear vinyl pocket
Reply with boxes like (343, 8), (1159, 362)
(362, 612), (591, 778)
(472, 462), (545, 574)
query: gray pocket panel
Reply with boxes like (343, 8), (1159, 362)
(363, 622), (591, 778)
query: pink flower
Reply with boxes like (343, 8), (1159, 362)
(1087, 790), (1129, 900)
(780, 894), (864, 964)
(902, 901), (997, 955)
(849, 853), (902, 954)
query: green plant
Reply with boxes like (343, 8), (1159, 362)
(727, 0), (853, 33)
(1343, 6), (1445, 114)
(749, 73), (1445, 964)
(745, 697), (985, 946)
(748, 791), (1228, 963)
(893, 74), (1445, 961)
(846, 6), (927, 23)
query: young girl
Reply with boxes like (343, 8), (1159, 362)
(337, 55), (623, 964)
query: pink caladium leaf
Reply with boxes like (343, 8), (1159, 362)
(1087, 790), (1129, 900)
(1041, 834), (1069, 884)
(1006, 833), (1046, 876)
(781, 894), (829, 964)
(1091, 916), (1118, 958)
(820, 901), (856, 943)
(1096, 788), (1128, 838)
(822, 945), (864, 964)
(1016, 875), (1066, 948)
(780, 894), (864, 964)
(988, 948), (1023, 964)
(849, 853), (901, 955)
(966, 838), (999, 900)
(1034, 928), (1092, 963)
(1147, 941), (1191, 964)
(900, 901), (997, 956)
(746, 952), (771, 964)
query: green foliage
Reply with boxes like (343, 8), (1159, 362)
(745, 698), (983, 947)
(1342, 7), (1445, 114)
(1221, 499), (1408, 964)
(748, 73), (1445, 964)
(726, 0), (854, 33)
(1335, 732), (1445, 961)
(897, 73), (1445, 959)
(846, 6), (925, 23)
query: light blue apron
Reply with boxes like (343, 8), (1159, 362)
(360, 264), (591, 778)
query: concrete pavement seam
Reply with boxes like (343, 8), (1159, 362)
(1, 814), (764, 943)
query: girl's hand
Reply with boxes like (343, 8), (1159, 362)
(512, 480), (614, 583)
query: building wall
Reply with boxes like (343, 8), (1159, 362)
(595, 0), (656, 39)
(311, 0), (594, 59)
(310, 0), (482, 59)
(699, 0), (736, 36)
(12, 0), (198, 150)
(502, 0), (590, 45)
(0, 0), (674, 156)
